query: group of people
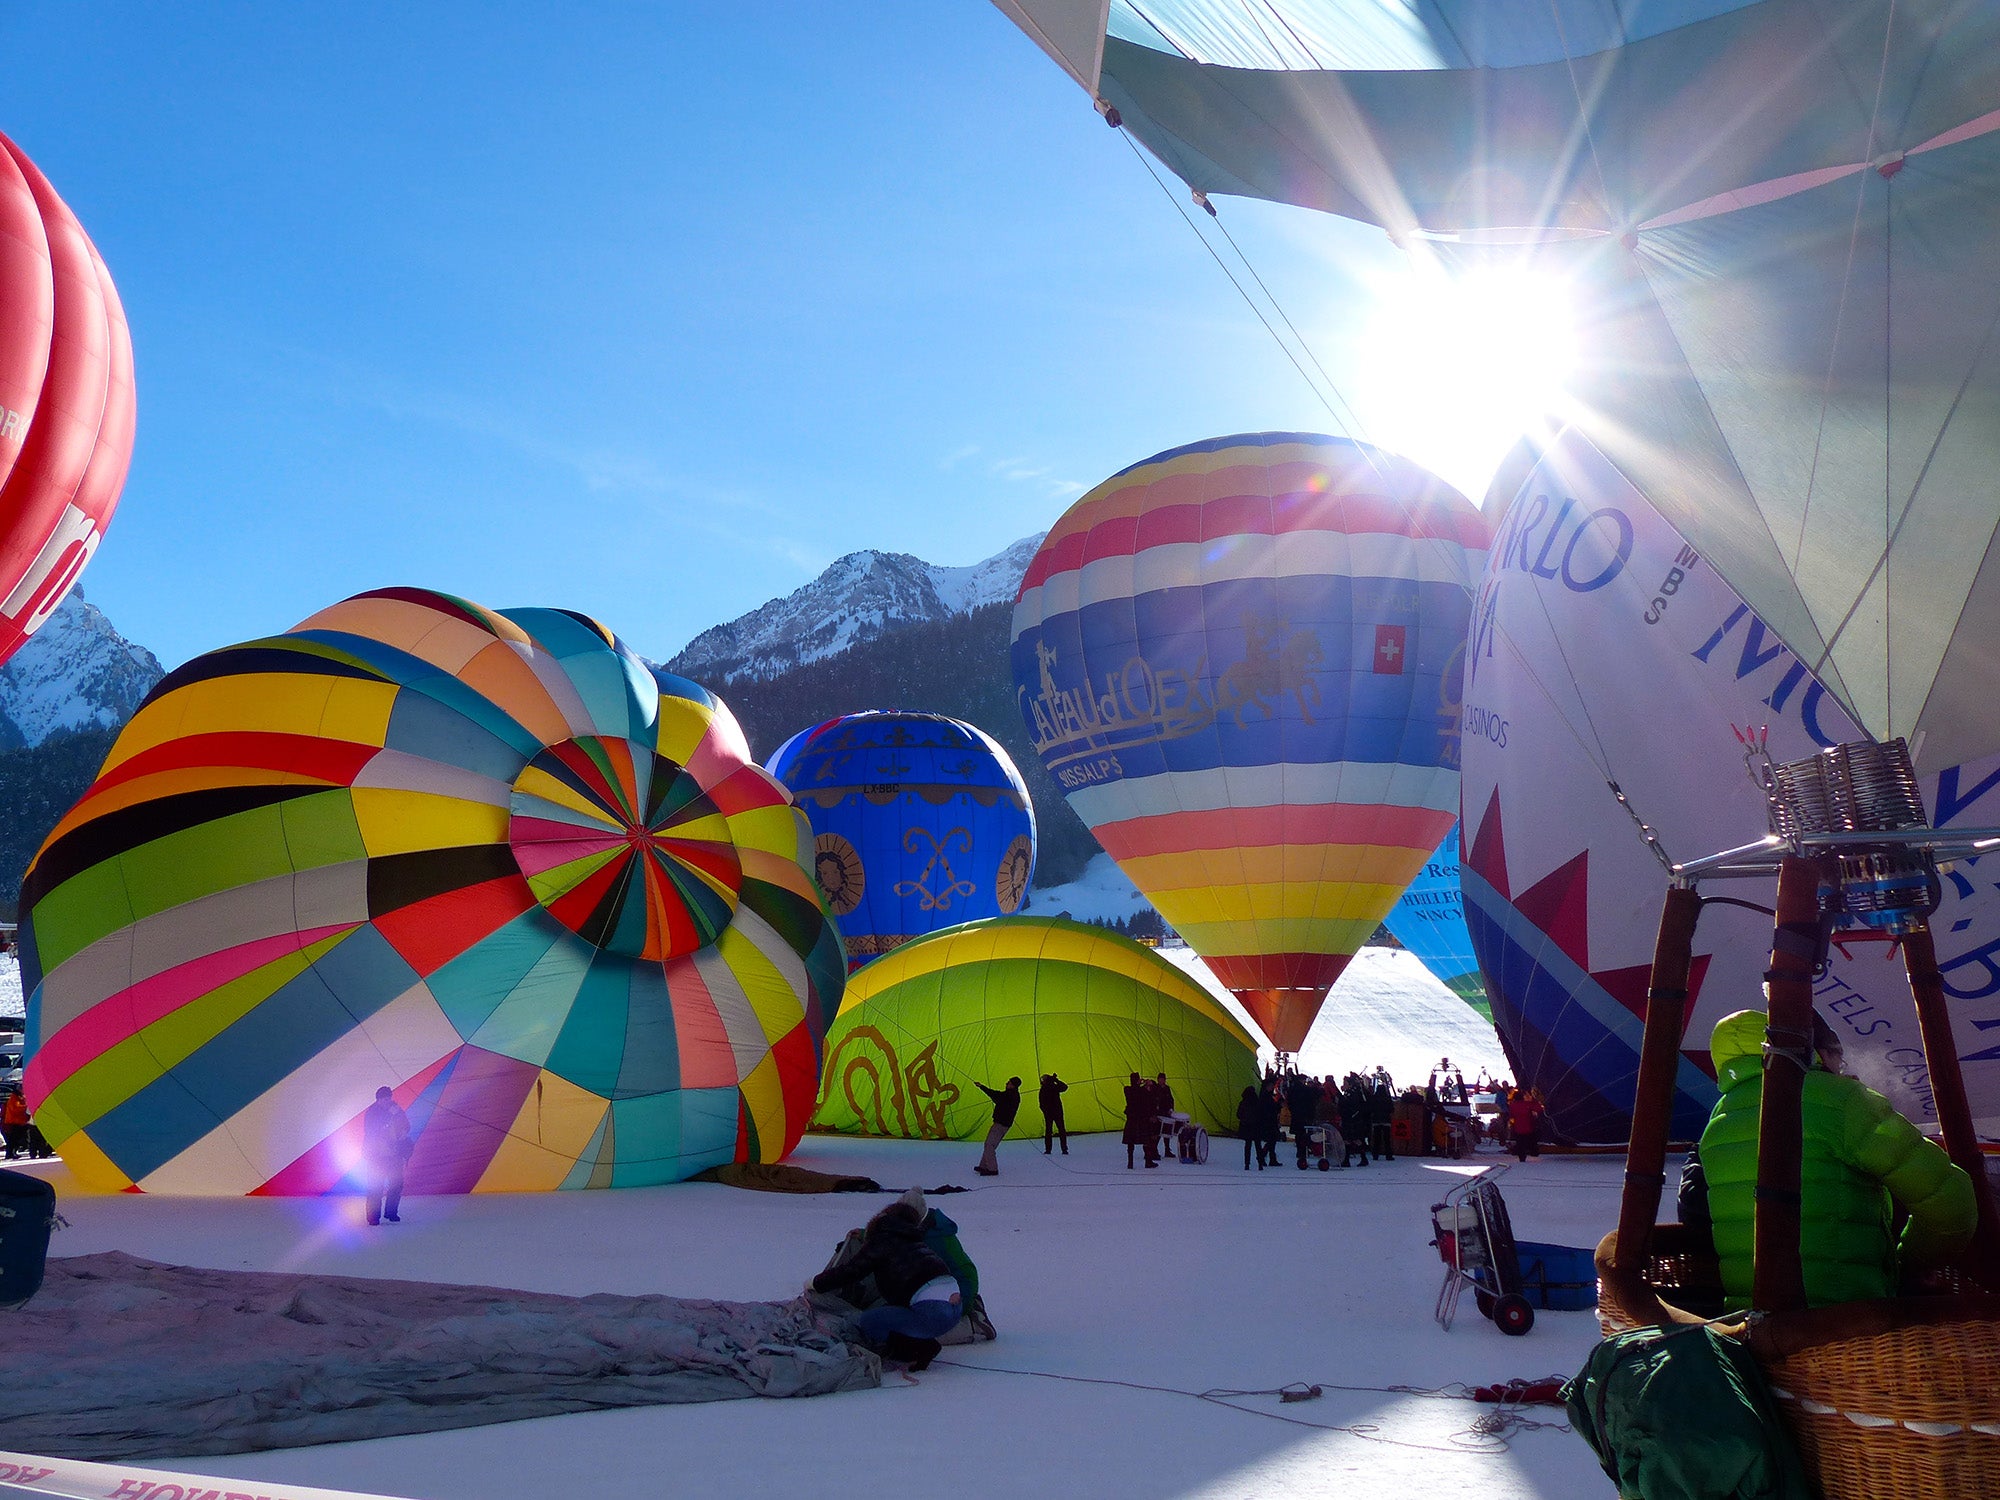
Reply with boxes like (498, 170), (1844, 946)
(970, 1071), (1085, 1175)
(1121, 1071), (1185, 1167)
(1233, 1069), (1400, 1170)
(970, 1068), (1205, 1174)
(960, 1060), (1556, 1177)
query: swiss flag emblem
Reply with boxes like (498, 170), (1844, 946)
(1374, 624), (1407, 675)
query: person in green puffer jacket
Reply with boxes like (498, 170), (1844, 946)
(1691, 1008), (1976, 1309)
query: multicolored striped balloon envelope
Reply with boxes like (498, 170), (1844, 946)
(1011, 433), (1488, 1052)
(19, 589), (844, 1195)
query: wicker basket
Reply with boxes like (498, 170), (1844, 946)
(1594, 1225), (1724, 1336)
(1757, 1311), (2000, 1500)
(1596, 1230), (2000, 1499)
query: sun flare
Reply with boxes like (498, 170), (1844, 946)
(1351, 259), (1579, 503)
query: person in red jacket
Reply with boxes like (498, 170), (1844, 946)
(2, 1089), (27, 1161)
(1508, 1088), (1546, 1162)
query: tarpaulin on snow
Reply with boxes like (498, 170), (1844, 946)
(692, 1163), (883, 1193)
(0, 1252), (879, 1461)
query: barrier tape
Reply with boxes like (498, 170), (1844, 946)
(0, 1452), (411, 1500)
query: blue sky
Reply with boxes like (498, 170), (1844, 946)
(3, 3), (1509, 670)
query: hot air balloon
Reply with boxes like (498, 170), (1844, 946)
(766, 711), (1036, 970)
(1461, 429), (2000, 1142)
(0, 132), (135, 665)
(1382, 826), (1489, 1023)
(1010, 433), (1488, 1052)
(19, 590), (843, 1195)
(813, 916), (1259, 1141)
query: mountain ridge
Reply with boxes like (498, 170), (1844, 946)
(0, 588), (162, 752)
(666, 534), (1043, 684)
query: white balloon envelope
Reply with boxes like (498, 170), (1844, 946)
(1460, 427), (2000, 1142)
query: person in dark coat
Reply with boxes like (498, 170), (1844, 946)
(1235, 1085), (1263, 1171)
(974, 1077), (1020, 1176)
(1340, 1076), (1372, 1166)
(1286, 1073), (1318, 1168)
(1257, 1081), (1283, 1168)
(1369, 1081), (1396, 1161)
(362, 1086), (412, 1225)
(811, 1200), (960, 1370)
(1038, 1073), (1068, 1155)
(1123, 1072), (1159, 1168)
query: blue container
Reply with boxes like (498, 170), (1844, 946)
(1513, 1240), (1597, 1311)
(0, 1168), (54, 1306)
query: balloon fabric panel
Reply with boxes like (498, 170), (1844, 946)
(1382, 824), (1491, 1020)
(1012, 434), (1487, 1050)
(19, 589), (843, 1194)
(813, 916), (1259, 1141)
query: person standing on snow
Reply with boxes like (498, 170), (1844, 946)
(1340, 1075), (1372, 1166)
(1257, 1080), (1284, 1168)
(1038, 1073), (1069, 1156)
(2, 1089), (27, 1160)
(974, 1077), (1020, 1176)
(1236, 1085), (1264, 1171)
(1508, 1087), (1546, 1162)
(363, 1086), (412, 1225)
(1369, 1079), (1397, 1161)
(1286, 1073), (1319, 1168)
(1123, 1072), (1159, 1169)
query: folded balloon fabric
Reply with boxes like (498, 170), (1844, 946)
(0, 1252), (879, 1460)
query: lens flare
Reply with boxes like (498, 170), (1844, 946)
(1354, 259), (1578, 499)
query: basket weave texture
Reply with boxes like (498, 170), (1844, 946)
(1594, 1230), (2000, 1500)
(1762, 1317), (2000, 1500)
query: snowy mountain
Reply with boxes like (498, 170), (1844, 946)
(666, 534), (1044, 684)
(0, 588), (162, 751)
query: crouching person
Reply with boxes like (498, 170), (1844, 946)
(810, 1200), (960, 1370)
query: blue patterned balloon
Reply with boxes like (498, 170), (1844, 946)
(767, 712), (1036, 969)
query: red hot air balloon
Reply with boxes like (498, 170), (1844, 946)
(0, 132), (135, 665)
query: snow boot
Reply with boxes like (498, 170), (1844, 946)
(882, 1332), (942, 1371)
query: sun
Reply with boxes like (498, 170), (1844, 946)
(1349, 257), (1579, 503)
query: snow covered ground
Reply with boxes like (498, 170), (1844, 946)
(0, 951), (21, 1023)
(1023, 851), (1158, 925)
(22, 1137), (1622, 1500)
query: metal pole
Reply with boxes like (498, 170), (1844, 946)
(1751, 855), (1818, 1313)
(1613, 883), (1704, 1270)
